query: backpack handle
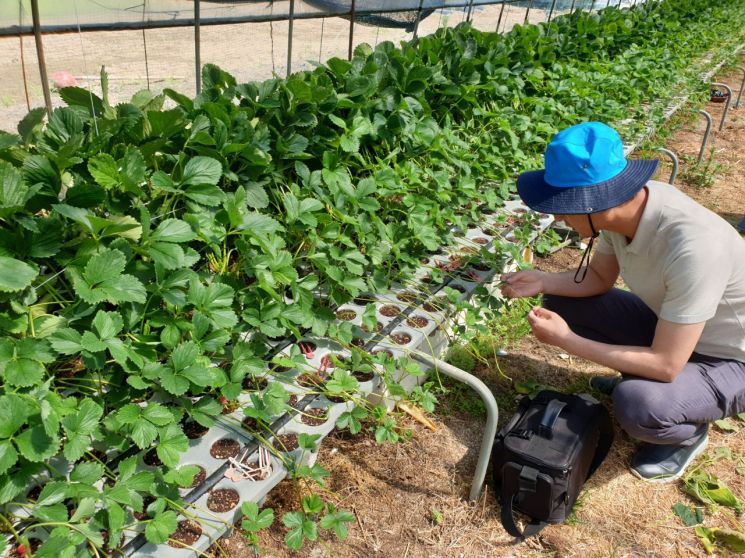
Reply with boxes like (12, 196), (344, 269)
(538, 399), (567, 439)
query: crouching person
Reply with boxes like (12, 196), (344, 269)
(500, 122), (745, 482)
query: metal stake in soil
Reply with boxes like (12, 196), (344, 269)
(30, 0), (52, 115)
(656, 148), (679, 185)
(735, 66), (745, 108)
(696, 109), (713, 164)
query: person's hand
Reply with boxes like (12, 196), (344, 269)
(500, 270), (545, 298)
(527, 307), (573, 348)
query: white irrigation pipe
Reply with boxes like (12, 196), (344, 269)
(409, 349), (499, 502)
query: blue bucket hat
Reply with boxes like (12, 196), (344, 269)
(517, 122), (658, 215)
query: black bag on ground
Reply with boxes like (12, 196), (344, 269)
(492, 390), (613, 539)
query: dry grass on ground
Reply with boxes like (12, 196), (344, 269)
(206, 62), (745, 558)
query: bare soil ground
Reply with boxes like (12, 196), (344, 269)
(203, 60), (745, 558)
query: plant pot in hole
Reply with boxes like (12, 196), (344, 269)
(207, 488), (240, 513)
(301, 408), (329, 427)
(183, 420), (210, 440)
(84, 448), (108, 464)
(297, 372), (326, 388)
(242, 375), (269, 391)
(167, 520), (202, 549)
(710, 88), (729, 103)
(143, 448), (162, 467)
(273, 433), (300, 452)
(360, 322), (383, 333)
(133, 497), (155, 520)
(351, 369), (375, 382)
(406, 315), (429, 329)
(210, 438), (241, 459)
(390, 332), (412, 345)
(25, 484), (42, 502)
(336, 309), (357, 321)
(351, 337), (366, 348)
(379, 304), (402, 317)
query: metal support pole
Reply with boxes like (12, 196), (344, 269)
(466, 0), (476, 23)
(347, 0), (356, 61)
(656, 148), (678, 185)
(412, 0), (425, 39)
(711, 82), (733, 131)
(524, 0), (534, 24)
(194, 0), (201, 94)
(287, 0), (295, 76)
(30, 0), (52, 115)
(496, 1), (507, 32)
(569, 0), (577, 15)
(696, 109), (713, 164)
(589, 0), (597, 12)
(547, 0), (558, 22)
(411, 350), (498, 502)
(735, 67), (745, 108)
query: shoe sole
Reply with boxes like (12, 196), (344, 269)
(630, 435), (709, 484)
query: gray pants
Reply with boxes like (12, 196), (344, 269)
(545, 289), (745, 446)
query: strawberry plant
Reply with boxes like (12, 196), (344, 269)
(0, 0), (743, 554)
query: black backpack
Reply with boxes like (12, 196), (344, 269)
(492, 390), (613, 539)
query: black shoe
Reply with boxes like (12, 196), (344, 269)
(630, 429), (709, 484)
(589, 375), (622, 396)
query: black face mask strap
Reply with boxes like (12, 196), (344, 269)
(573, 214), (599, 284)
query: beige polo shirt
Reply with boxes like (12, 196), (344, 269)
(596, 180), (745, 363)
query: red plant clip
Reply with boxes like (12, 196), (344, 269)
(299, 342), (315, 359)
(319, 354), (333, 373)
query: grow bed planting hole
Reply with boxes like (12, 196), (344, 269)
(472, 237), (489, 245)
(207, 488), (240, 513)
(183, 420), (210, 440)
(471, 262), (491, 272)
(353, 295), (374, 306)
(406, 315), (429, 328)
(273, 433), (300, 452)
(167, 520), (202, 548)
(287, 394), (302, 409)
(298, 341), (317, 357)
(241, 416), (261, 431)
(301, 408), (328, 426)
(379, 304), (402, 317)
(190, 466), (207, 489)
(372, 349), (394, 358)
(133, 497), (155, 520)
(210, 438), (241, 459)
(459, 247), (478, 255)
(390, 332), (412, 345)
(447, 284), (466, 293)
(336, 309), (357, 320)
(396, 291), (418, 303)
(350, 337), (366, 348)
(297, 372), (326, 388)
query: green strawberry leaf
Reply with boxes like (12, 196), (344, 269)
(0, 256), (38, 293)
(156, 424), (189, 468)
(15, 425), (60, 462)
(145, 510), (178, 544)
(61, 399), (103, 461)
